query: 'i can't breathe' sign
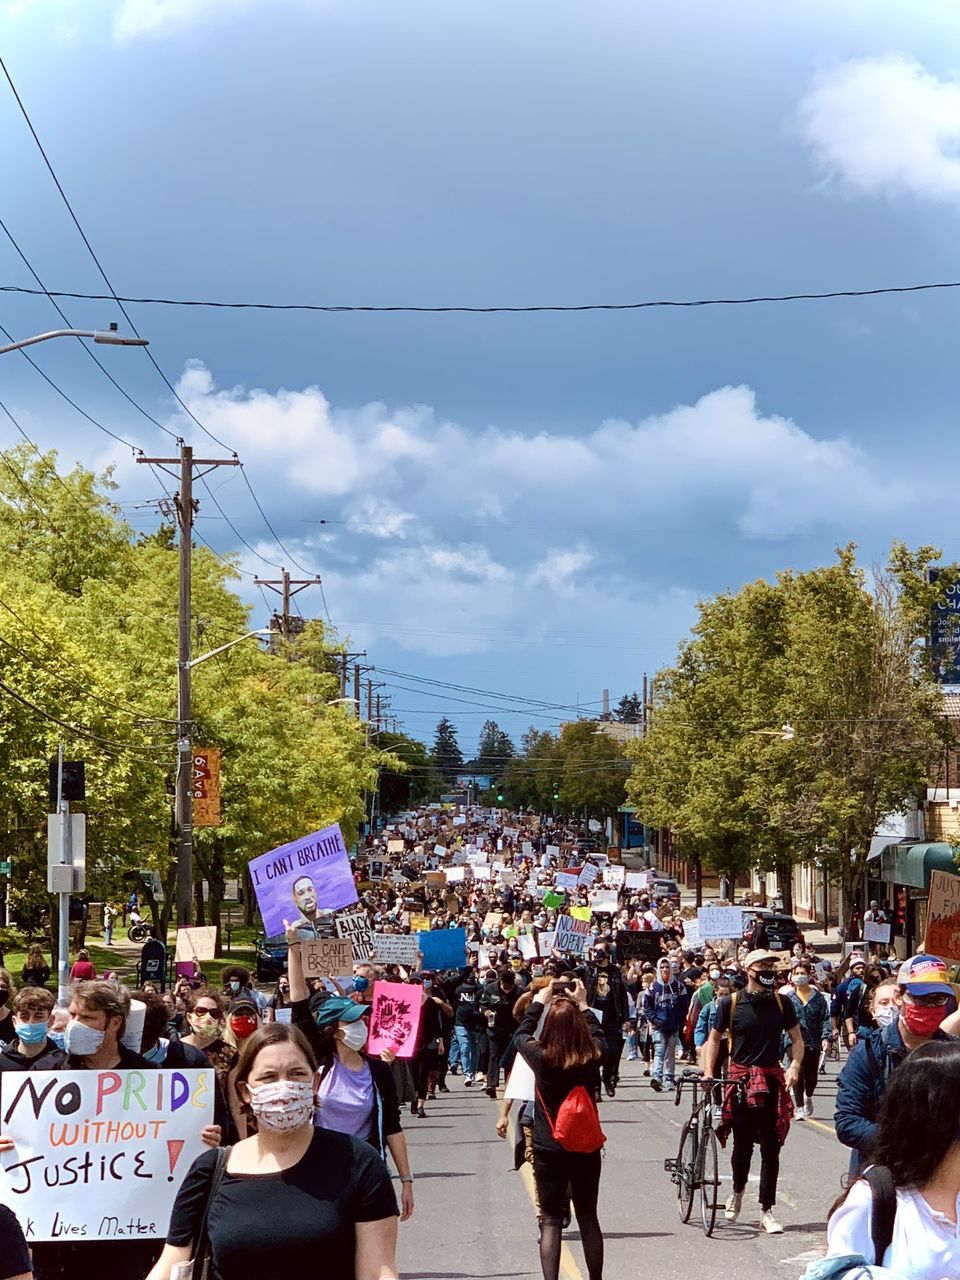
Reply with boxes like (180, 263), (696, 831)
(249, 822), (359, 937)
(0, 1069), (214, 1242)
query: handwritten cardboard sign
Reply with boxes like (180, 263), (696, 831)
(174, 925), (217, 962)
(249, 823), (357, 936)
(367, 981), (423, 1059)
(925, 869), (960, 962)
(0, 1069), (213, 1241)
(372, 934), (421, 966)
(301, 938), (353, 978)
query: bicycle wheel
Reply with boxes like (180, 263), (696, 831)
(675, 1119), (697, 1223)
(698, 1128), (720, 1236)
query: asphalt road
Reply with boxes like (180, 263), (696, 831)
(395, 1053), (850, 1280)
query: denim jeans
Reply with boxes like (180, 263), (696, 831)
(652, 1030), (677, 1085)
(454, 1025), (477, 1078)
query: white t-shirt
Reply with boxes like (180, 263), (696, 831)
(827, 1178), (960, 1278)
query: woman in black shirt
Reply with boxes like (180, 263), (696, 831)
(149, 1023), (399, 1280)
(516, 978), (606, 1280)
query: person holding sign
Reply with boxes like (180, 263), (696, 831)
(283, 921), (415, 1220)
(150, 1024), (399, 1280)
(0, 1205), (31, 1280)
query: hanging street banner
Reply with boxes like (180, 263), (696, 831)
(192, 747), (221, 828)
(0, 1068), (213, 1242)
(929, 567), (960, 684)
(249, 823), (358, 936)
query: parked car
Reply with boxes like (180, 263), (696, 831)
(256, 933), (289, 982)
(650, 877), (681, 908)
(746, 909), (804, 953)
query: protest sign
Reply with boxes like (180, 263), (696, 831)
(616, 931), (663, 964)
(697, 906), (745, 940)
(546, 844), (560, 859)
(555, 914), (591, 957)
(522, 840), (533, 856)
(543, 890), (564, 910)
(301, 937), (353, 978)
(335, 909), (375, 961)
(925, 869), (960, 962)
(417, 927), (467, 970)
(555, 872), (578, 893)
(425, 871), (446, 892)
(387, 838), (405, 855)
(174, 925), (217, 962)
(518, 933), (538, 960)
(682, 918), (702, 948)
(367, 982), (423, 1059)
(409, 914), (431, 933)
(577, 863), (600, 889)
(0, 1069), (213, 1241)
(483, 912), (505, 931)
(369, 859), (385, 881)
(538, 930), (556, 956)
(452, 815), (466, 827)
(625, 871), (653, 891)
(473, 864), (492, 881)
(504, 1054), (536, 1102)
(249, 823), (357, 936)
(603, 865), (626, 887)
(589, 889), (619, 915)
(372, 934), (421, 966)
(477, 946), (491, 969)
(588, 818), (602, 833)
(570, 906), (592, 922)
(446, 866), (466, 883)
(864, 920), (892, 945)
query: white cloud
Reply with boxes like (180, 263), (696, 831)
(345, 498), (414, 540)
(799, 56), (960, 200)
(529, 547), (593, 595)
(113, 0), (262, 41)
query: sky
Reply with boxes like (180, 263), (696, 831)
(3, 0), (960, 755)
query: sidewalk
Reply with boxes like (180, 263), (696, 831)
(680, 888), (844, 960)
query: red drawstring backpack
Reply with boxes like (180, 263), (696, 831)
(537, 1086), (606, 1154)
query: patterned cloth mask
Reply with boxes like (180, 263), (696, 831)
(246, 1080), (315, 1131)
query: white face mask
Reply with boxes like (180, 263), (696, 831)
(64, 1018), (105, 1057)
(709, 969), (721, 981)
(873, 1004), (898, 1029)
(246, 1080), (315, 1131)
(340, 1020), (368, 1052)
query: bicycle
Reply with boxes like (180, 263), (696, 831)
(663, 1068), (733, 1236)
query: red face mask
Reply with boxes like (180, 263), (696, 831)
(901, 1002), (948, 1037)
(230, 1015), (258, 1039)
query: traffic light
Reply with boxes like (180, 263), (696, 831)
(496, 790), (504, 803)
(552, 782), (559, 801)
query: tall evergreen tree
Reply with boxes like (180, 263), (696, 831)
(476, 719), (515, 781)
(614, 692), (644, 724)
(431, 717), (464, 784)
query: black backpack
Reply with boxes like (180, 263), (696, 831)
(863, 1166), (896, 1264)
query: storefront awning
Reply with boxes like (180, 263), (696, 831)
(879, 842), (959, 891)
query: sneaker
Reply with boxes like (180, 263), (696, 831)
(605, 1085), (616, 1098)
(664, 1080), (676, 1091)
(449, 1065), (459, 1076)
(643, 1068), (651, 1077)
(438, 1084), (450, 1093)
(793, 1104), (805, 1121)
(464, 1077), (474, 1088)
(650, 1078), (662, 1093)
(484, 1086), (497, 1099)
(804, 1098), (814, 1118)
(474, 1074), (486, 1084)
(761, 1210), (783, 1234)
(724, 1192), (742, 1222)
(427, 1092), (437, 1102)
(417, 1106), (427, 1119)
(627, 1053), (638, 1062)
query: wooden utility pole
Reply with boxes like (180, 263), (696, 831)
(138, 444), (240, 926)
(253, 568), (321, 640)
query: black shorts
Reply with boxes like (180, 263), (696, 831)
(533, 1148), (602, 1221)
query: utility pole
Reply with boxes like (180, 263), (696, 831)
(138, 444), (240, 926)
(253, 568), (321, 640)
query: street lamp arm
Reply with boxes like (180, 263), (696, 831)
(183, 628), (272, 670)
(0, 326), (149, 356)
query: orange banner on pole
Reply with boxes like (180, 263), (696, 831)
(192, 747), (222, 827)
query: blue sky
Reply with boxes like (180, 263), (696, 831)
(3, 0), (960, 753)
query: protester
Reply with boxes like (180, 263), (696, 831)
(148, 1023), (400, 1280)
(0, 986), (67, 1072)
(703, 948), (804, 1233)
(20, 944), (50, 990)
(835, 953), (957, 1172)
(642, 954), (686, 1092)
(68, 948), (96, 981)
(787, 960), (831, 1119)
(0, 1205), (31, 1280)
(806, 1041), (960, 1280)
(0, 968), (14, 1046)
(515, 977), (606, 1280)
(480, 966), (519, 1098)
(580, 941), (630, 1097)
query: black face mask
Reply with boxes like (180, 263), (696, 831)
(0, 989), (9, 1008)
(753, 971), (776, 989)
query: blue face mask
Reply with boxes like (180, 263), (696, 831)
(353, 977), (370, 993)
(15, 1021), (48, 1046)
(144, 1039), (168, 1063)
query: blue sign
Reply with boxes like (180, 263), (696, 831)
(930, 569), (960, 684)
(417, 927), (467, 971)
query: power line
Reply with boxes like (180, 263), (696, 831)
(0, 676), (172, 756)
(373, 665), (603, 714)
(3, 278), (960, 314)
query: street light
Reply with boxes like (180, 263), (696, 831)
(0, 322), (149, 356)
(175, 627), (271, 925)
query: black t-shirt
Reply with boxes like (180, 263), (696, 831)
(168, 1129), (398, 1280)
(712, 990), (798, 1067)
(453, 981), (482, 1027)
(0, 1206), (30, 1280)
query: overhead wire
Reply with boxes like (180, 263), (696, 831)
(0, 676), (173, 756)
(3, 278), (959, 314)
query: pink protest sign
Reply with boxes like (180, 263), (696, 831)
(367, 981), (423, 1060)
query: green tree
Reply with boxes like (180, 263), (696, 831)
(475, 719), (515, 782)
(430, 717), (464, 785)
(614, 692), (643, 724)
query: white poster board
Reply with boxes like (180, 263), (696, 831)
(589, 889), (619, 914)
(0, 1069), (213, 1241)
(682, 918), (702, 948)
(697, 906), (745, 940)
(518, 933), (538, 960)
(626, 871), (653, 890)
(504, 1054), (536, 1102)
(555, 872), (578, 893)
(371, 934), (421, 966)
(864, 920), (892, 944)
(577, 863), (600, 889)
(174, 925), (217, 962)
(555, 914), (591, 957)
(603, 865), (625, 887)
